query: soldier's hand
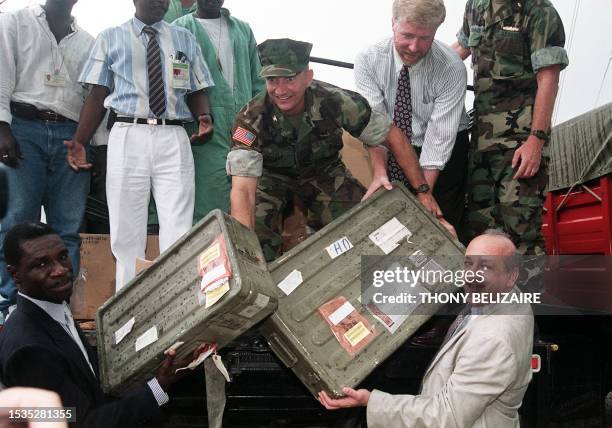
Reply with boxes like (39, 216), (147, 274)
(0, 123), (22, 168)
(417, 191), (443, 218)
(64, 139), (92, 171)
(362, 173), (392, 201)
(318, 388), (371, 410)
(190, 114), (214, 144)
(512, 136), (543, 179)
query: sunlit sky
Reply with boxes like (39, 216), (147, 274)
(2, 0), (611, 124)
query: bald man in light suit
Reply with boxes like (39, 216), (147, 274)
(319, 230), (534, 428)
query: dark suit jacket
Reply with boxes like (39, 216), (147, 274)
(0, 295), (162, 427)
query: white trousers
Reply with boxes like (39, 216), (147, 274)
(107, 123), (195, 290)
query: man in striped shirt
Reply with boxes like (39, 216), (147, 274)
(355, 0), (470, 236)
(65, 0), (215, 290)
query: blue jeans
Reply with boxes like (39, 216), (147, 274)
(0, 117), (90, 311)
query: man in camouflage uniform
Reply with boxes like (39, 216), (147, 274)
(227, 39), (440, 261)
(453, 0), (569, 255)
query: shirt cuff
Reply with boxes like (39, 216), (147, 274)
(366, 389), (396, 426)
(531, 46), (569, 72)
(456, 30), (469, 49)
(0, 109), (12, 125)
(147, 378), (169, 407)
(359, 108), (392, 147)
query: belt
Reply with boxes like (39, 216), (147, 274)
(10, 102), (73, 123)
(114, 117), (184, 126)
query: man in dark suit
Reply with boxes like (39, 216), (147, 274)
(0, 222), (182, 427)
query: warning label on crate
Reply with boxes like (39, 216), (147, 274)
(319, 296), (377, 356)
(205, 280), (230, 308)
(198, 235), (233, 292)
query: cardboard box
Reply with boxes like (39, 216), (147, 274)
(71, 234), (160, 320)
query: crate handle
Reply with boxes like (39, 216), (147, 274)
(267, 333), (298, 368)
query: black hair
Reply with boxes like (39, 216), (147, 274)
(3, 222), (57, 267)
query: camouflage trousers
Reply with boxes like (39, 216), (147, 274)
(464, 146), (548, 255)
(256, 164), (365, 262)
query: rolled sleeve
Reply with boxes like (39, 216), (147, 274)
(226, 149), (263, 177)
(78, 33), (114, 90)
(456, 29), (470, 49)
(531, 46), (569, 72)
(358, 108), (391, 147)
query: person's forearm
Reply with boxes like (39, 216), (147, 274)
(385, 126), (428, 188)
(451, 41), (471, 60)
(423, 169), (440, 189)
(366, 146), (388, 180)
(186, 89), (211, 119)
(230, 186), (256, 230)
(531, 65), (561, 133)
(73, 86), (110, 145)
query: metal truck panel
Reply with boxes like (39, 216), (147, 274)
(96, 210), (277, 394)
(259, 184), (465, 398)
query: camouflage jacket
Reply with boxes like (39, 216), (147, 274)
(226, 80), (390, 178)
(457, 0), (569, 150)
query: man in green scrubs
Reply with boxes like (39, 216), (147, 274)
(163, 0), (196, 23)
(174, 0), (263, 221)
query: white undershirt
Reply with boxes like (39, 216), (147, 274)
(197, 17), (234, 91)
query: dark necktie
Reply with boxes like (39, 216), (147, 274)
(388, 65), (413, 184)
(142, 26), (166, 118)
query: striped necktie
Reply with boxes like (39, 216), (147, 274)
(142, 26), (166, 118)
(388, 65), (413, 184)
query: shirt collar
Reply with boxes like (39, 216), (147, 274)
(132, 16), (165, 35)
(33, 5), (78, 33)
(392, 41), (429, 75)
(18, 292), (70, 326)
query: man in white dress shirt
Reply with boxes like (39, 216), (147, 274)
(354, 0), (470, 236)
(0, 0), (94, 320)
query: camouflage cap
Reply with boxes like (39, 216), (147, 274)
(258, 38), (313, 78)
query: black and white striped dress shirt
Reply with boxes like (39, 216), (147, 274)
(355, 38), (470, 170)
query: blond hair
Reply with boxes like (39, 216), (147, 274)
(392, 0), (446, 29)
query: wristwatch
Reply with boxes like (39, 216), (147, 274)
(530, 129), (550, 143)
(414, 183), (431, 194)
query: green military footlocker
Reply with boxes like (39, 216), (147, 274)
(260, 184), (465, 398)
(96, 210), (277, 395)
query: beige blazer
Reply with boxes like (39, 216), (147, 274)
(367, 303), (534, 428)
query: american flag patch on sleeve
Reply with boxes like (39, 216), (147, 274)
(232, 127), (256, 146)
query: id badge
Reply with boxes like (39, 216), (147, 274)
(172, 61), (190, 89)
(43, 72), (67, 87)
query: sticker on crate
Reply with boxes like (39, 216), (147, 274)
(369, 217), (412, 254)
(114, 317), (135, 345)
(318, 296), (377, 356)
(205, 280), (230, 308)
(277, 269), (303, 296)
(135, 326), (158, 352)
(325, 236), (353, 259)
(198, 235), (233, 292)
